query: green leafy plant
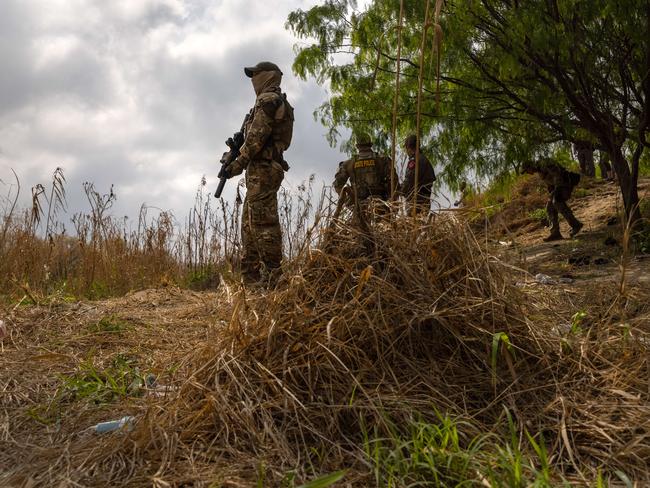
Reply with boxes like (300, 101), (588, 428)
(60, 354), (145, 403)
(570, 311), (588, 334)
(296, 471), (347, 488)
(491, 331), (515, 386)
(528, 208), (548, 222)
(88, 315), (132, 334)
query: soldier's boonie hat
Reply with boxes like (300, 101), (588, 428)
(244, 61), (283, 77)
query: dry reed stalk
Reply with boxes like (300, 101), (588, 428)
(390, 0), (405, 201)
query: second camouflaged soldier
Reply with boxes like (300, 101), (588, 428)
(399, 134), (436, 213)
(522, 158), (583, 241)
(333, 134), (396, 209)
(220, 61), (294, 283)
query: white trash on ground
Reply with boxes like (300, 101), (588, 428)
(93, 416), (135, 433)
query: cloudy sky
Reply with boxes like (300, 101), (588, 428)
(0, 0), (353, 224)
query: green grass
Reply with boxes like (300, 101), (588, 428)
(528, 208), (548, 221)
(88, 315), (132, 334)
(187, 267), (217, 290)
(359, 409), (628, 487)
(572, 188), (591, 198)
(60, 353), (145, 404)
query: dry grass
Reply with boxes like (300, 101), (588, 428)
(0, 169), (325, 302)
(2, 207), (648, 486)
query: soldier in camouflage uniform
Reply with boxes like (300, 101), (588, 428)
(333, 135), (396, 208)
(522, 158), (583, 241)
(220, 61), (294, 283)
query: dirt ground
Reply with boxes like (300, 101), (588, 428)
(0, 287), (231, 486)
(489, 177), (650, 288)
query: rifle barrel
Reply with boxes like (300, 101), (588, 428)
(214, 177), (227, 199)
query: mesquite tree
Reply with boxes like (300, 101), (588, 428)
(287, 0), (650, 221)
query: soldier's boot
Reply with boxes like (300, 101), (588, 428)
(543, 200), (563, 241)
(543, 231), (563, 242)
(556, 201), (583, 238)
(569, 221), (583, 238)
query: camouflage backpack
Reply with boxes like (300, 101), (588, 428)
(272, 93), (294, 153)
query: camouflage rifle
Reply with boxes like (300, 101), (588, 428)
(214, 114), (250, 199)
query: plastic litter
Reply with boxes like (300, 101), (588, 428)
(93, 416), (135, 433)
(534, 273), (556, 285)
(147, 384), (179, 398)
(557, 277), (574, 284)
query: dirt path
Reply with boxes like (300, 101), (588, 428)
(492, 177), (650, 288)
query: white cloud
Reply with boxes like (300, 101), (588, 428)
(0, 0), (347, 222)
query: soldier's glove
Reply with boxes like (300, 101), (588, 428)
(218, 165), (232, 180)
(227, 156), (247, 177)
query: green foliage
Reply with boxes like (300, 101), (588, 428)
(296, 471), (347, 488)
(88, 280), (111, 300)
(88, 315), (132, 335)
(633, 225), (650, 254)
(572, 188), (591, 198)
(472, 171), (520, 212)
(361, 410), (571, 487)
(491, 331), (515, 386)
(571, 311), (588, 335)
(25, 403), (61, 425)
(528, 208), (548, 222)
(286, 0), (649, 210)
(274, 469), (346, 488)
(363, 412), (484, 487)
(187, 266), (217, 290)
(60, 354), (145, 404)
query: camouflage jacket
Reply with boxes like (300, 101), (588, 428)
(229, 87), (292, 176)
(333, 148), (396, 200)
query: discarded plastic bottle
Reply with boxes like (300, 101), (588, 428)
(93, 416), (135, 433)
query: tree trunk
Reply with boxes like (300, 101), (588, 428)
(575, 143), (595, 177)
(610, 147), (641, 226)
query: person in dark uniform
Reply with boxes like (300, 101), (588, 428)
(522, 158), (583, 241)
(399, 134), (436, 214)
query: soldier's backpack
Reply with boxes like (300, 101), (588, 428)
(272, 93), (294, 152)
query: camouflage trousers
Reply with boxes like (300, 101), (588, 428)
(241, 160), (284, 281)
(547, 185), (581, 233)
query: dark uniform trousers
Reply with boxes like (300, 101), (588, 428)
(547, 186), (581, 234)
